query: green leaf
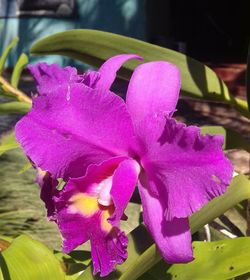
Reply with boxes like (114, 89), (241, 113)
(0, 101), (31, 115)
(142, 238), (250, 280)
(190, 175), (250, 233)
(0, 87), (17, 99)
(11, 53), (29, 88)
(0, 132), (19, 156)
(0, 235), (65, 280)
(79, 175), (250, 280)
(0, 37), (19, 75)
(17, 162), (32, 174)
(201, 126), (250, 153)
(55, 251), (91, 280)
(30, 29), (249, 118)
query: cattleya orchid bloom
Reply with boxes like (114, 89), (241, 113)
(15, 54), (233, 276)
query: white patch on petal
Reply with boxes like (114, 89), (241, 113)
(98, 177), (113, 206)
(66, 84), (71, 101)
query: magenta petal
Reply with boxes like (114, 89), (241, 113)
(28, 63), (78, 95)
(70, 156), (128, 194)
(15, 75), (135, 179)
(54, 156), (124, 252)
(109, 158), (140, 226)
(36, 170), (58, 220)
(81, 71), (101, 88)
(138, 115), (233, 220)
(97, 54), (142, 91)
(138, 175), (193, 263)
(126, 61), (180, 127)
(91, 228), (128, 277)
(56, 197), (128, 276)
(55, 157), (131, 276)
(55, 184), (89, 253)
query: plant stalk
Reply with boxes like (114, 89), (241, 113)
(0, 75), (32, 104)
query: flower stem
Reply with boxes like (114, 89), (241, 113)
(0, 75), (32, 104)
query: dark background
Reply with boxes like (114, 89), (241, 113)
(0, 0), (249, 65)
(146, 0), (249, 63)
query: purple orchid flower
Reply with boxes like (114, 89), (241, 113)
(15, 54), (233, 276)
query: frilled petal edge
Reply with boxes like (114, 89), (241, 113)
(54, 156), (138, 276)
(28, 63), (78, 95)
(137, 114), (233, 220)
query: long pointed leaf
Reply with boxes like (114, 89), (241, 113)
(0, 37), (19, 74)
(0, 132), (19, 156)
(11, 53), (29, 88)
(0, 101), (31, 115)
(30, 30), (249, 118)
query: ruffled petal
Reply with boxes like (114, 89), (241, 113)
(91, 226), (128, 276)
(138, 173), (193, 263)
(28, 63), (78, 95)
(81, 71), (101, 88)
(97, 54), (142, 91)
(55, 157), (131, 276)
(109, 158), (140, 226)
(56, 187), (128, 277)
(137, 114), (233, 220)
(126, 61), (180, 127)
(57, 196), (128, 277)
(15, 72), (135, 179)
